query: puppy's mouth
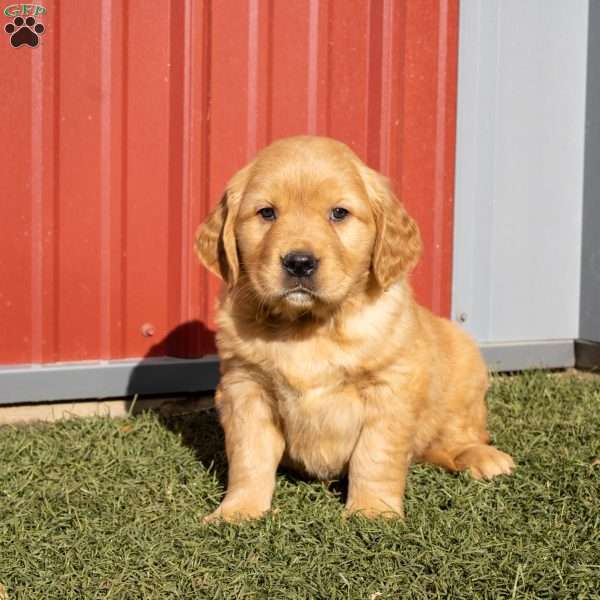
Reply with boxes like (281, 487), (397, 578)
(281, 285), (318, 307)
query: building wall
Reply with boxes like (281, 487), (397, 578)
(452, 0), (588, 345)
(0, 0), (458, 369)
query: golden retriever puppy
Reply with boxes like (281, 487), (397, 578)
(196, 135), (514, 521)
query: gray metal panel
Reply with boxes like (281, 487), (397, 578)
(580, 0), (600, 343)
(481, 340), (575, 372)
(453, 1), (588, 344)
(575, 339), (600, 369)
(0, 357), (220, 405)
(0, 341), (575, 406)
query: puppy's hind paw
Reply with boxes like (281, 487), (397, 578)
(454, 445), (515, 480)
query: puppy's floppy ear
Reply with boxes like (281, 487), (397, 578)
(360, 164), (422, 290)
(195, 164), (251, 286)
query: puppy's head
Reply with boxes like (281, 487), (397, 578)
(196, 136), (421, 317)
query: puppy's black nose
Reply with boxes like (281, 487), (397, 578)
(282, 252), (318, 278)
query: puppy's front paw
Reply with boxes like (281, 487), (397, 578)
(455, 445), (515, 480)
(344, 497), (404, 520)
(202, 500), (269, 523)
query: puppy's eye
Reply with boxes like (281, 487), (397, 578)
(257, 207), (277, 221)
(330, 207), (349, 222)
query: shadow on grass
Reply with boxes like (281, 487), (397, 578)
(157, 407), (349, 501)
(161, 408), (229, 488)
(124, 320), (228, 487)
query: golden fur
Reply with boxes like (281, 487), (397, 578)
(196, 136), (514, 521)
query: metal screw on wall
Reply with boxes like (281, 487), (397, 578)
(141, 323), (155, 337)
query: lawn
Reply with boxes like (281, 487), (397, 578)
(1, 371), (599, 599)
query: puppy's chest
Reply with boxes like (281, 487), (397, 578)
(278, 382), (364, 479)
(264, 341), (366, 479)
(262, 337), (359, 400)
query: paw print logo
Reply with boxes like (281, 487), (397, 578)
(4, 16), (45, 48)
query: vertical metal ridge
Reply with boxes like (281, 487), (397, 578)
(99, 0), (112, 359)
(318, 0), (330, 134)
(323, 0), (332, 136)
(488, 1), (502, 336)
(52, 0), (61, 361)
(120, 0), (129, 356)
(306, 0), (319, 133)
(579, 0), (600, 342)
(247, 0), (259, 158)
(107, 2), (124, 359)
(265, 0), (274, 143)
(180, 0), (194, 327)
(431, 0), (450, 315)
(452, 0), (495, 335)
(31, 45), (43, 363)
(199, 0), (212, 335)
(379, 0), (394, 174)
(390, 0), (407, 185)
(366, 0), (383, 168)
(165, 0), (187, 354)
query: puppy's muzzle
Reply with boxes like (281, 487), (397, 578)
(281, 252), (319, 278)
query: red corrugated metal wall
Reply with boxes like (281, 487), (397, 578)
(0, 0), (458, 365)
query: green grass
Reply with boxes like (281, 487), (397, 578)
(1, 372), (599, 599)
